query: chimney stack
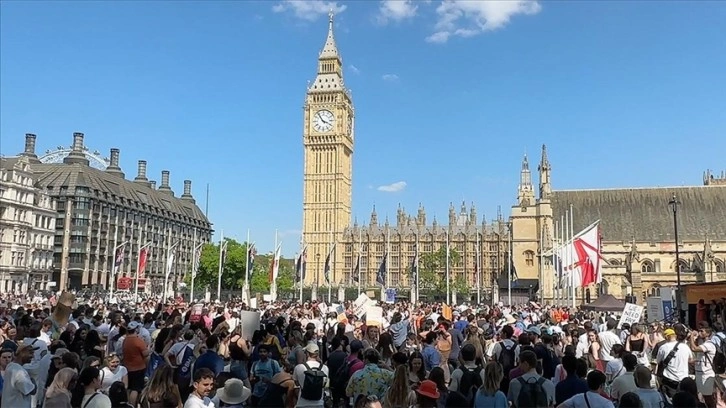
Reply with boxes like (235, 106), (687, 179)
(181, 180), (195, 202)
(150, 180), (157, 189)
(20, 133), (41, 163)
(134, 160), (148, 184)
(63, 132), (90, 165)
(158, 170), (174, 196)
(105, 148), (125, 178)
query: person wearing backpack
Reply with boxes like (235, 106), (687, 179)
(491, 325), (519, 394)
(293, 343), (329, 407)
(556, 370), (614, 408)
(449, 344), (483, 405)
(506, 350), (554, 408)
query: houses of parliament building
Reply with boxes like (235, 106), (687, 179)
(301, 13), (726, 304)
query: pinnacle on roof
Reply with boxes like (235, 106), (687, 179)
(539, 144), (551, 170)
(522, 154), (530, 171)
(319, 9), (339, 60)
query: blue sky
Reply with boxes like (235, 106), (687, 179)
(1, 1), (725, 257)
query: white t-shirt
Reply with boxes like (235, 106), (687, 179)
(100, 366), (128, 390)
(183, 393), (215, 408)
(293, 360), (329, 408)
(0, 363), (35, 408)
(598, 331), (621, 361)
(560, 391), (614, 408)
(81, 392), (112, 408)
(605, 358), (624, 380)
(696, 340), (717, 377)
(167, 341), (194, 365)
(656, 341), (693, 382)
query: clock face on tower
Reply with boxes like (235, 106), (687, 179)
(313, 110), (335, 133)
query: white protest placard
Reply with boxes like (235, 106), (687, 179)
(646, 297), (664, 322)
(353, 293), (374, 318)
(366, 306), (384, 327)
(318, 302), (329, 315)
(618, 303), (644, 328)
(239, 310), (261, 341)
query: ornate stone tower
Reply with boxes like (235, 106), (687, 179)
(511, 154), (540, 281)
(302, 12), (354, 287)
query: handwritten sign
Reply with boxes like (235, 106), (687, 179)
(353, 293), (374, 318)
(366, 306), (384, 327)
(618, 303), (644, 329)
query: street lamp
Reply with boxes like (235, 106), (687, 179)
(669, 193), (682, 322)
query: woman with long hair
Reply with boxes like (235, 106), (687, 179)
(428, 366), (448, 408)
(625, 323), (651, 366)
(586, 329), (604, 372)
(382, 365), (417, 408)
(138, 365), (182, 408)
(376, 332), (396, 366)
(408, 351), (427, 386)
(474, 362), (507, 408)
(44, 367), (77, 408)
(100, 353), (128, 391)
(461, 325), (485, 366)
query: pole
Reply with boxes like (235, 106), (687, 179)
(191, 231), (202, 303)
(476, 231), (481, 305)
(358, 229), (362, 296)
(507, 223), (512, 306)
(570, 204), (575, 308)
(329, 230), (334, 304)
(163, 239), (178, 300)
(670, 194), (682, 321)
(245, 229), (251, 302)
(217, 230), (225, 301)
(415, 233), (420, 305)
(109, 211), (119, 301)
(205, 183), (210, 219)
(446, 230), (450, 304)
(135, 241), (152, 300)
(272, 230), (278, 302)
(560, 214), (564, 305)
(385, 228), (390, 302)
(539, 220), (544, 302)
(298, 235), (304, 304)
(554, 220), (560, 305)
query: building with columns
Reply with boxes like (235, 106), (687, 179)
(0, 155), (57, 292)
(510, 145), (726, 305)
(2, 132), (213, 292)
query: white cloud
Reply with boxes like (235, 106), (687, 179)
(382, 73), (399, 82)
(377, 0), (418, 24)
(377, 181), (407, 192)
(349, 64), (360, 74)
(272, 0), (346, 21)
(426, 0), (541, 43)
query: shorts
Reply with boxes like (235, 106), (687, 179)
(696, 374), (715, 396)
(127, 369), (146, 392)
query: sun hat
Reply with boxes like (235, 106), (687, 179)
(216, 378), (251, 405)
(417, 380), (440, 399)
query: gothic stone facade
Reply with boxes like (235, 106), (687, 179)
(339, 204), (509, 298)
(4, 132), (213, 292)
(511, 145), (726, 305)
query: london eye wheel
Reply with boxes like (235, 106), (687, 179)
(39, 147), (110, 170)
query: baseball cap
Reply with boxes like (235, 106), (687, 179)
(127, 321), (142, 331)
(663, 328), (676, 337)
(304, 343), (320, 354)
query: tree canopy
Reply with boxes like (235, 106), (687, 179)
(186, 238), (296, 295)
(417, 246), (461, 294)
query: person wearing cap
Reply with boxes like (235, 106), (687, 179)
(1, 344), (37, 408)
(293, 342), (329, 407)
(122, 321), (149, 406)
(655, 324), (692, 399)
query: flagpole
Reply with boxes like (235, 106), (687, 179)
(329, 230), (333, 304)
(163, 238), (179, 300)
(245, 229), (250, 302)
(109, 211), (120, 301)
(385, 228), (390, 302)
(554, 220), (560, 305)
(191, 228), (202, 302)
(358, 229), (362, 296)
(414, 233), (420, 305)
(298, 234), (304, 304)
(476, 231), (481, 305)
(217, 230), (224, 301)
(446, 230), (450, 304)
(570, 204), (576, 308)
(271, 229), (278, 301)
(539, 221), (544, 302)
(507, 222), (512, 306)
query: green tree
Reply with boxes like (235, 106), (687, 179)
(188, 239), (251, 291)
(418, 246), (460, 293)
(452, 275), (469, 296)
(276, 259), (295, 293)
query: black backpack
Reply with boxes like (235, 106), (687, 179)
(515, 376), (548, 408)
(330, 357), (358, 391)
(301, 362), (327, 401)
(457, 366), (484, 404)
(498, 341), (517, 376)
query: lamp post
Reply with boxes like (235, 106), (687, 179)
(669, 193), (682, 322)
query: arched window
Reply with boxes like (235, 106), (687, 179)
(599, 280), (610, 295)
(675, 259), (690, 272)
(524, 250), (535, 267)
(715, 259), (725, 273)
(608, 259), (621, 265)
(641, 260), (654, 273)
(649, 284), (661, 297)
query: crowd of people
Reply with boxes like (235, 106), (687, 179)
(0, 292), (724, 408)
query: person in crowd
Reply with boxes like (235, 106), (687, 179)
(44, 367), (76, 408)
(184, 368), (215, 408)
(78, 366), (112, 408)
(1, 344), (36, 408)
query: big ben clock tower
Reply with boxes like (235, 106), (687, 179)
(302, 11), (354, 289)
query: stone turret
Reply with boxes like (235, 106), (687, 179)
(134, 160), (149, 185)
(63, 132), (90, 166)
(20, 133), (41, 163)
(105, 148), (125, 178)
(370, 205), (378, 227)
(181, 180), (195, 203)
(158, 170), (174, 196)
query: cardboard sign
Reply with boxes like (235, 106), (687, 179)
(239, 310), (261, 341)
(646, 297), (664, 322)
(189, 303), (204, 323)
(618, 303), (644, 328)
(353, 294), (374, 318)
(366, 306), (384, 327)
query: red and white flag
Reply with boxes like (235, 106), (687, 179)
(564, 221), (603, 288)
(268, 244), (282, 284)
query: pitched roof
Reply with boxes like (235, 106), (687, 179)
(551, 185), (726, 242)
(27, 161), (210, 227)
